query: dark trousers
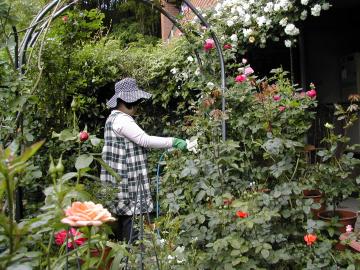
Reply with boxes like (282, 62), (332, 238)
(111, 215), (138, 243)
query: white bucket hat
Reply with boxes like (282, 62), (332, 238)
(106, 78), (152, 108)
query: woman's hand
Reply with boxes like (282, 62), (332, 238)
(172, 138), (187, 150)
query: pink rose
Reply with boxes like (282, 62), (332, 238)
(278, 106), (286, 112)
(346, 225), (353, 233)
(55, 228), (87, 248)
(244, 67), (254, 75)
(306, 89), (317, 99)
(61, 201), (116, 227)
(273, 95), (281, 101)
(235, 74), (247, 83)
(62, 16), (68, 23)
(223, 44), (232, 50)
(204, 39), (215, 51)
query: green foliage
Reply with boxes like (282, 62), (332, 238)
(312, 102), (360, 213)
(0, 1), (359, 269)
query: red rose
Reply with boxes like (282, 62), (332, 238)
(273, 95), (281, 101)
(223, 44), (232, 50)
(278, 106), (286, 112)
(55, 228), (87, 248)
(62, 16), (68, 23)
(79, 131), (89, 142)
(306, 89), (316, 99)
(235, 74), (247, 83)
(236, 211), (248, 218)
(204, 39), (215, 51)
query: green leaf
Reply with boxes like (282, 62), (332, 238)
(52, 129), (78, 141)
(16, 140), (45, 163)
(230, 249), (241, 257)
(229, 238), (242, 249)
(61, 172), (78, 182)
(195, 190), (205, 202)
(90, 136), (102, 146)
(94, 157), (122, 183)
(75, 154), (93, 170)
(7, 264), (32, 270)
(261, 249), (270, 259)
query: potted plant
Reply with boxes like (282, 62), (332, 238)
(315, 99), (360, 233)
(339, 225), (360, 253)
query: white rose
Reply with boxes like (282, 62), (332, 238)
(195, 68), (201, 76)
(187, 56), (194, 62)
(256, 16), (267, 27)
(227, 20), (234, 27)
(264, 2), (273, 13)
(324, 122), (334, 129)
(215, 3), (222, 12)
(279, 0), (290, 10)
(284, 39), (292, 47)
(243, 28), (253, 37)
(175, 246), (185, 253)
(300, 10), (307, 20)
(243, 14), (251, 25)
(279, 17), (288, 27)
(284, 23), (299, 36)
(311, 4), (321, 16)
(242, 3), (250, 10)
(237, 7), (245, 16)
(274, 3), (281, 11)
(170, 68), (177, 74)
(207, 82), (215, 89)
(301, 0), (309, 5)
(322, 3), (331, 10)
(266, 19), (272, 26)
(230, 34), (238, 42)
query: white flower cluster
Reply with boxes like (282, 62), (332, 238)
(208, 0), (331, 48)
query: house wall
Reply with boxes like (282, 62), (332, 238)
(303, 3), (360, 104)
(161, 0), (218, 41)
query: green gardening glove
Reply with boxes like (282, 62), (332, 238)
(172, 138), (187, 151)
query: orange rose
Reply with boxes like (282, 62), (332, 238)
(61, 201), (115, 227)
(304, 234), (317, 246)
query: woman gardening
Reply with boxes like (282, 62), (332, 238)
(100, 77), (188, 242)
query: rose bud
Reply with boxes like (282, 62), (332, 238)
(79, 131), (89, 142)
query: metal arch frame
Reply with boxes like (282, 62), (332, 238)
(18, 0), (227, 140)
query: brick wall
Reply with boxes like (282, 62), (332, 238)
(161, 0), (218, 41)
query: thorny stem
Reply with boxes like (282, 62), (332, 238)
(289, 156), (300, 182)
(76, 141), (81, 185)
(4, 172), (14, 255)
(86, 226), (92, 270)
(47, 231), (54, 270)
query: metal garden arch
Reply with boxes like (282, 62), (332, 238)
(18, 0), (227, 140)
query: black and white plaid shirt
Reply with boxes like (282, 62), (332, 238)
(100, 111), (153, 215)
